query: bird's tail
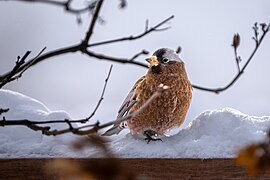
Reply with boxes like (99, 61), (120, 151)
(102, 123), (125, 136)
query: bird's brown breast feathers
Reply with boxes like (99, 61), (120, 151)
(127, 61), (192, 135)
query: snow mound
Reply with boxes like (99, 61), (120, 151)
(1, 89), (270, 158)
(110, 108), (270, 158)
(0, 89), (78, 157)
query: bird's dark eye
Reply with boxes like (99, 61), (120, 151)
(162, 58), (169, 63)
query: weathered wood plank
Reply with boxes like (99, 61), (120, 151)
(0, 158), (269, 179)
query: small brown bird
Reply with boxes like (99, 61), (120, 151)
(103, 48), (192, 142)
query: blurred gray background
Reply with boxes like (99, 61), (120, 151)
(0, 0), (269, 128)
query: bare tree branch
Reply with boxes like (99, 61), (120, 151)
(86, 64), (112, 120)
(14, 47), (47, 80)
(130, 49), (149, 62)
(0, 108), (9, 115)
(81, 0), (104, 46)
(0, 64), (113, 132)
(0, 12), (173, 89)
(84, 49), (148, 68)
(0, 84), (168, 136)
(0, 118), (89, 126)
(0, 44), (80, 88)
(1, 0), (97, 16)
(0, 51), (31, 88)
(192, 23), (270, 94)
(88, 15), (174, 47)
(1, 0), (269, 96)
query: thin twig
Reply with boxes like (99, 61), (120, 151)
(130, 50), (149, 62)
(88, 15), (174, 47)
(86, 65), (113, 120)
(192, 23), (270, 94)
(0, 51), (31, 88)
(13, 47), (47, 80)
(234, 47), (241, 73)
(0, 108), (9, 115)
(145, 19), (149, 32)
(0, 44), (81, 89)
(85, 50), (148, 68)
(0, 119), (88, 126)
(253, 23), (259, 47)
(82, 0), (104, 46)
(1, 0), (96, 16)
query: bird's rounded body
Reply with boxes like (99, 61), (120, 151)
(103, 48), (192, 141)
(127, 61), (192, 137)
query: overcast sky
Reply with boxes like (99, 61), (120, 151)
(0, 0), (269, 128)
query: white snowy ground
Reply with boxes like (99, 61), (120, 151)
(0, 89), (270, 158)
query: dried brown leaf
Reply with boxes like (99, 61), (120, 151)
(236, 144), (260, 175)
(232, 33), (240, 49)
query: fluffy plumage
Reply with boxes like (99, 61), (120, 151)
(103, 48), (192, 140)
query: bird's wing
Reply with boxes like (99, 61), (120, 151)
(117, 76), (145, 118)
(102, 76), (145, 136)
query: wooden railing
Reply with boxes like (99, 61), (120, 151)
(0, 158), (269, 179)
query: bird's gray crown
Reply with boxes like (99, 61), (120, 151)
(153, 48), (181, 62)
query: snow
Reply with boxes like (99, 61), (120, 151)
(0, 89), (270, 158)
(112, 109), (270, 158)
(0, 89), (77, 157)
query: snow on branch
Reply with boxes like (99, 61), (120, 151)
(192, 22), (270, 94)
(0, 84), (168, 136)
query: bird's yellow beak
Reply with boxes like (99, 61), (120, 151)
(146, 56), (159, 66)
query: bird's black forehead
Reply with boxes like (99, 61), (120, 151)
(153, 48), (169, 58)
(152, 48), (181, 62)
